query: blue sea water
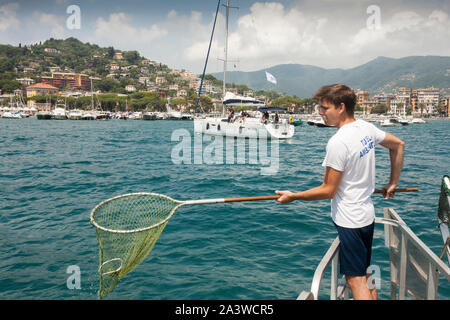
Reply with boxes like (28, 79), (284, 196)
(0, 118), (448, 300)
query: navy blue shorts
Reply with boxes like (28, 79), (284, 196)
(334, 221), (375, 276)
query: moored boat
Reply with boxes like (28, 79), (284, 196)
(81, 111), (96, 120)
(1, 111), (22, 119)
(53, 107), (68, 120)
(380, 119), (395, 127)
(68, 109), (83, 120)
(143, 111), (157, 120)
(411, 118), (426, 124)
(36, 111), (53, 120)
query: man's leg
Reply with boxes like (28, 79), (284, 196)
(346, 273), (378, 300)
(366, 273), (378, 300)
(346, 275), (373, 300)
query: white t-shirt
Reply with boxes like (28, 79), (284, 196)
(322, 119), (386, 228)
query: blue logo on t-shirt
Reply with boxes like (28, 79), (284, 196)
(359, 136), (374, 158)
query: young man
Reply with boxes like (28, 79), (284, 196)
(275, 84), (404, 300)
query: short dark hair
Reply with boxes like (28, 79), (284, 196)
(313, 84), (356, 117)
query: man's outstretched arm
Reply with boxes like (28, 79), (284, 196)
(379, 132), (405, 199)
(276, 167), (343, 204)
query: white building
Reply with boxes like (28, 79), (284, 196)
(110, 63), (120, 71)
(138, 77), (151, 85)
(417, 88), (440, 114)
(15, 78), (34, 86)
(155, 77), (166, 85)
(125, 85), (136, 92)
(177, 89), (187, 97)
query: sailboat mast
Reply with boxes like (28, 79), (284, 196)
(221, 0), (238, 117)
(91, 78), (94, 111)
(222, 0), (230, 111)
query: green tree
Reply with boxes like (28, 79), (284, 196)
(371, 104), (388, 114)
(124, 51), (140, 64)
(107, 47), (115, 58)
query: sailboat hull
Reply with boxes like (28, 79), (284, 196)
(194, 117), (294, 139)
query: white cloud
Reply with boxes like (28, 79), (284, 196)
(183, 2), (450, 72)
(185, 2), (332, 71)
(2, 0), (449, 73)
(91, 13), (167, 49)
(0, 3), (20, 32)
(32, 11), (67, 39)
(347, 9), (450, 60)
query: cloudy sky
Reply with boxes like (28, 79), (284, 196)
(1, 0), (449, 74)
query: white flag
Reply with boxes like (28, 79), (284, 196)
(265, 71), (277, 84)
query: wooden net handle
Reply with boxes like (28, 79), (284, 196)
(373, 187), (419, 194)
(223, 188), (419, 203)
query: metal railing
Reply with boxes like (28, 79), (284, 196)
(298, 208), (450, 300)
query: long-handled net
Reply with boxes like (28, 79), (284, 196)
(90, 188), (418, 299)
(90, 192), (278, 298)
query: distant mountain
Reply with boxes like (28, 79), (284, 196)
(211, 56), (450, 97)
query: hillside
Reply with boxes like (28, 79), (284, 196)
(0, 37), (160, 75)
(211, 56), (450, 97)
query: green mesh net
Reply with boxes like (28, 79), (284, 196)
(438, 175), (449, 226)
(90, 193), (183, 299)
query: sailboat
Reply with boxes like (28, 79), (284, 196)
(193, 0), (294, 139)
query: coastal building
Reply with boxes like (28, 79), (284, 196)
(44, 48), (61, 54)
(177, 89), (187, 97)
(397, 87), (412, 107)
(41, 72), (91, 91)
(26, 83), (58, 98)
(189, 79), (199, 90)
(141, 60), (156, 66)
(23, 67), (36, 74)
(356, 90), (370, 105)
(49, 66), (61, 73)
(444, 97), (450, 115)
(417, 87), (440, 114)
(113, 52), (123, 60)
(26, 83), (58, 108)
(361, 99), (378, 114)
(390, 97), (407, 115)
(374, 94), (394, 109)
(138, 77), (151, 86)
(125, 85), (136, 92)
(155, 77), (166, 85)
(411, 90), (418, 113)
(15, 78), (34, 86)
(180, 70), (198, 80)
(110, 63), (120, 71)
